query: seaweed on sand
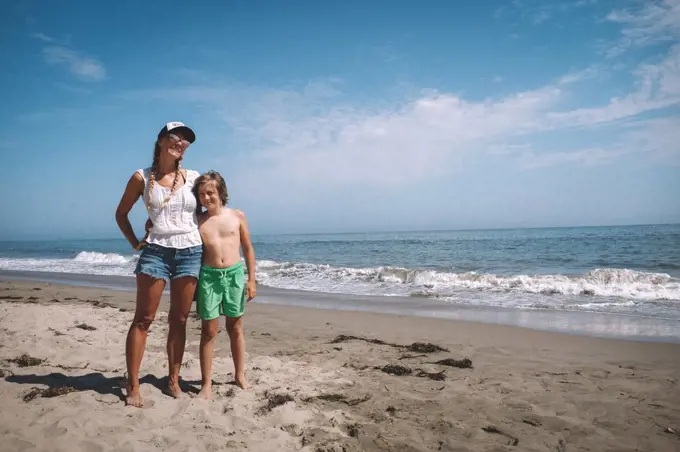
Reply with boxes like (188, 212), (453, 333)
(345, 423), (361, 438)
(481, 425), (519, 446)
(23, 386), (80, 402)
(315, 393), (347, 402)
(309, 393), (372, 406)
(330, 335), (448, 353)
(432, 358), (473, 369)
(406, 342), (447, 353)
(6, 354), (45, 367)
(257, 392), (294, 415)
(330, 335), (389, 346)
(379, 364), (412, 376)
(415, 369), (446, 381)
(85, 300), (115, 309)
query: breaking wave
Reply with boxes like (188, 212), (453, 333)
(0, 252), (138, 276)
(72, 251), (135, 265)
(0, 253), (678, 302)
(255, 260), (679, 301)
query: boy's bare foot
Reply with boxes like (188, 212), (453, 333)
(125, 385), (144, 408)
(235, 375), (250, 390)
(165, 379), (183, 399)
(197, 383), (212, 400)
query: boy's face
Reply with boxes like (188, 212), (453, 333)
(198, 180), (221, 211)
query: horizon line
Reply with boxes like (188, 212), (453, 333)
(2, 222), (678, 243)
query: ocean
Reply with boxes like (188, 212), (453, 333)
(1, 224), (679, 339)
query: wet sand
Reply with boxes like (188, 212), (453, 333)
(1, 279), (679, 451)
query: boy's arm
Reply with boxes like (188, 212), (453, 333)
(236, 210), (256, 300)
(196, 211), (207, 227)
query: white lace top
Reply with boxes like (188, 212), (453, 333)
(137, 167), (203, 249)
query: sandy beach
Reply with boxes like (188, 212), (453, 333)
(1, 278), (679, 451)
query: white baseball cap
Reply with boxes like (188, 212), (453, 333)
(157, 121), (196, 143)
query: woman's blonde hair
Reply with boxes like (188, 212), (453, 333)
(146, 138), (182, 211)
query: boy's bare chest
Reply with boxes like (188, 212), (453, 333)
(201, 217), (239, 241)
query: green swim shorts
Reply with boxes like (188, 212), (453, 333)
(196, 262), (246, 320)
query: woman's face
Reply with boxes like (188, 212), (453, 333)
(160, 132), (191, 161)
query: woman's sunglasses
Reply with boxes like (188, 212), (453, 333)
(166, 134), (191, 149)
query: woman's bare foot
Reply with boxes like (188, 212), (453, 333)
(197, 383), (212, 400)
(125, 385), (144, 407)
(165, 379), (183, 398)
(235, 374), (250, 390)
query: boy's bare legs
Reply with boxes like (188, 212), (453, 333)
(125, 274), (165, 407)
(226, 316), (249, 389)
(198, 319), (219, 399)
(166, 276), (197, 398)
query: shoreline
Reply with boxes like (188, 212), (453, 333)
(1, 278), (679, 451)
(2, 269), (680, 344)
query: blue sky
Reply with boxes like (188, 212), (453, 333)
(1, 0), (679, 239)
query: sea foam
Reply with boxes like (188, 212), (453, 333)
(1, 254), (678, 303)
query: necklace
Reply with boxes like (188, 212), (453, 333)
(148, 168), (182, 212)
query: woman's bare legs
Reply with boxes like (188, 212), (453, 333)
(125, 274), (165, 407)
(166, 275), (198, 397)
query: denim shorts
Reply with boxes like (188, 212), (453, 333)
(134, 243), (203, 282)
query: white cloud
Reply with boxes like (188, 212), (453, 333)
(531, 10), (551, 24)
(212, 85), (568, 188)
(43, 46), (106, 81)
(32, 34), (106, 82)
(32, 33), (55, 43)
(124, 52), (677, 191)
(505, 0), (599, 25)
(548, 45), (680, 126)
(637, 44), (680, 98)
(486, 143), (532, 156)
(625, 116), (680, 162)
(605, 0), (680, 56)
(519, 147), (623, 169)
(220, 44), (678, 186)
(557, 65), (601, 85)
(119, 2), (680, 192)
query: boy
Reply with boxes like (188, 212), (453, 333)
(192, 170), (256, 398)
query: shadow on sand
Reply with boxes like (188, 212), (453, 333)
(4, 372), (200, 402)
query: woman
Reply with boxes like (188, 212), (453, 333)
(115, 121), (203, 407)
